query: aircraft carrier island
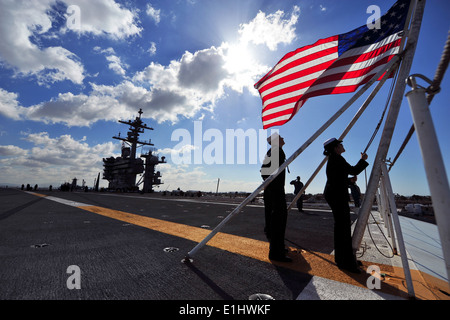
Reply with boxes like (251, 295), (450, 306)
(102, 109), (166, 193)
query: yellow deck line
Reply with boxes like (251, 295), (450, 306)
(77, 205), (449, 300)
(23, 192), (449, 300)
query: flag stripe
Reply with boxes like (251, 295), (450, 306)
(258, 43), (339, 93)
(255, 37), (338, 89)
(261, 53), (397, 123)
(311, 53), (398, 88)
(259, 55), (337, 99)
(260, 35), (402, 127)
(261, 40), (400, 109)
(256, 0), (410, 129)
(262, 35), (400, 105)
(330, 35), (401, 69)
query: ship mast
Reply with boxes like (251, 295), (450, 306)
(103, 109), (165, 192)
(112, 108), (154, 160)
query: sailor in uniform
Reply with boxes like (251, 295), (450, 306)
(261, 133), (291, 262)
(323, 138), (368, 273)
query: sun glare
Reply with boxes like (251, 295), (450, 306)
(224, 42), (255, 74)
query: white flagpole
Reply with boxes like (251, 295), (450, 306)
(405, 75), (450, 285)
(352, 0), (426, 252)
(185, 55), (401, 260)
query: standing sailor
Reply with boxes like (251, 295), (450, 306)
(323, 138), (368, 273)
(261, 133), (291, 262)
(290, 176), (305, 212)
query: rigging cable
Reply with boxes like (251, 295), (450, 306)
(357, 65), (400, 259)
(361, 63), (400, 189)
(356, 211), (395, 259)
(363, 65), (400, 156)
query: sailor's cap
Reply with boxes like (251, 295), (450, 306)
(323, 137), (342, 149)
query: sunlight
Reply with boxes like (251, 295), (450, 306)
(223, 41), (255, 74)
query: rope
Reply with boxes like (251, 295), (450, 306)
(389, 31), (450, 171)
(357, 211), (395, 259)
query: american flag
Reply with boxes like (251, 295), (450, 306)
(255, 0), (411, 129)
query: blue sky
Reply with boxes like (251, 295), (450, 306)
(0, 0), (448, 196)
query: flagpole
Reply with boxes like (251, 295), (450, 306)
(398, 0), (417, 54)
(287, 59), (400, 212)
(352, 0), (426, 253)
(185, 55), (401, 261)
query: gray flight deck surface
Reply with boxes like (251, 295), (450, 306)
(0, 188), (448, 303)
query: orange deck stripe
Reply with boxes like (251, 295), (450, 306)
(22, 191), (450, 300)
(78, 205), (449, 300)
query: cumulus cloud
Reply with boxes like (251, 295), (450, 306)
(94, 47), (129, 76)
(146, 3), (161, 25)
(238, 6), (300, 51)
(178, 48), (227, 93)
(106, 55), (128, 75)
(0, 88), (27, 120)
(0, 0), (141, 85)
(24, 89), (131, 127)
(63, 0), (142, 38)
(130, 44), (266, 124)
(0, 145), (26, 157)
(16, 45), (229, 126)
(148, 42), (157, 56)
(0, 0), (85, 85)
(0, 5), (297, 127)
(158, 163), (259, 192)
(24, 132), (116, 167)
(0, 132), (117, 186)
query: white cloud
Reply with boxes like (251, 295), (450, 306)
(24, 132), (115, 167)
(106, 55), (128, 76)
(0, 6), (290, 127)
(0, 0), (141, 85)
(146, 4), (161, 25)
(94, 47), (129, 76)
(2, 39), (267, 127)
(63, 0), (142, 38)
(130, 43), (266, 123)
(238, 6), (300, 51)
(177, 47), (228, 93)
(0, 88), (27, 120)
(158, 145), (198, 157)
(148, 42), (157, 56)
(158, 163), (259, 193)
(0, 145), (26, 157)
(0, 132), (117, 187)
(0, 0), (85, 85)
(24, 90), (131, 127)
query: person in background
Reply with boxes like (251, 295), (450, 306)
(290, 176), (305, 212)
(349, 176), (361, 208)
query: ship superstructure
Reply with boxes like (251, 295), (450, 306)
(102, 109), (165, 192)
